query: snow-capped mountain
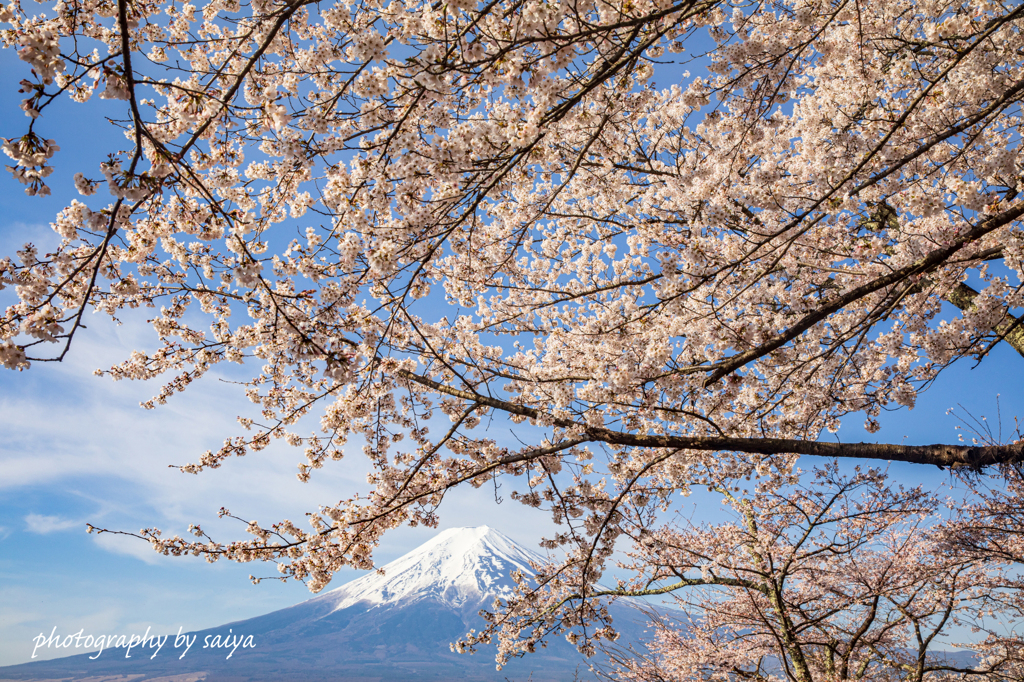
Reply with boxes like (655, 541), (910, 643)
(0, 526), (653, 682)
(318, 525), (543, 611)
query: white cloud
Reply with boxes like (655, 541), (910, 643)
(92, 532), (167, 565)
(24, 514), (83, 534)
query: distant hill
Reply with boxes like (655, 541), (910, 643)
(0, 527), (655, 682)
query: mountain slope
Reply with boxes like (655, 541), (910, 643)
(0, 527), (652, 682)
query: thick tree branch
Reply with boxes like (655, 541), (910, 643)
(396, 369), (1024, 469)
(944, 281), (1024, 358)
(703, 201), (1024, 386)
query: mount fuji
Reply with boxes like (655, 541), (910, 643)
(0, 527), (655, 682)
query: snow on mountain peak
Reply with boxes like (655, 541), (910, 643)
(322, 526), (546, 612)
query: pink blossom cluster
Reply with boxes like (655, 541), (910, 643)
(2, 134), (59, 195)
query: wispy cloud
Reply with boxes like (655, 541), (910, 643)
(92, 532), (165, 565)
(24, 513), (83, 534)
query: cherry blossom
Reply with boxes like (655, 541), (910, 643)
(4, 0), (1024, 674)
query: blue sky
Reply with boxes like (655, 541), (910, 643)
(3, 33), (1024, 670)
